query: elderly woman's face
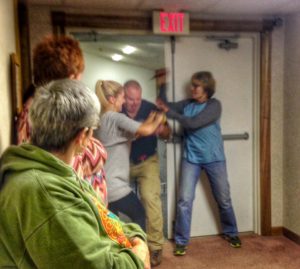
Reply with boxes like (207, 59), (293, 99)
(190, 79), (207, 102)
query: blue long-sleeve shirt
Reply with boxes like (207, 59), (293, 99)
(159, 85), (225, 164)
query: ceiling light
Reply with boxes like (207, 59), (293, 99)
(111, 54), (123, 61)
(122, 45), (136, 55)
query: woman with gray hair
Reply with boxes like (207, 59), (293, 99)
(0, 79), (150, 269)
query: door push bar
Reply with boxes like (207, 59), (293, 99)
(164, 132), (249, 144)
(222, 132), (249, 141)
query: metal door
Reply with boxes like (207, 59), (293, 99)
(165, 34), (259, 238)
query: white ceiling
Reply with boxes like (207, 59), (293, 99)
(76, 34), (166, 70)
(27, 0), (300, 16)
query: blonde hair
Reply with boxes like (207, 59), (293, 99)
(95, 80), (123, 111)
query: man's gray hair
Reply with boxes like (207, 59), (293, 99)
(29, 79), (101, 152)
(123, 80), (142, 91)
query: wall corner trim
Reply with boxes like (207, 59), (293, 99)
(283, 227), (300, 245)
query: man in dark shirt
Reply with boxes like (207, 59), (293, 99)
(122, 80), (170, 267)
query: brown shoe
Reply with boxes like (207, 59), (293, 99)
(150, 249), (162, 267)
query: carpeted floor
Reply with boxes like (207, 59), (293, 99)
(158, 234), (300, 269)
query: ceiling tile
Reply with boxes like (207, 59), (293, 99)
(204, 0), (295, 15)
(277, 0), (300, 14)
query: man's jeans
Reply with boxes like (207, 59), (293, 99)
(174, 159), (238, 245)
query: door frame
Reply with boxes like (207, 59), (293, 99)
(50, 12), (280, 236)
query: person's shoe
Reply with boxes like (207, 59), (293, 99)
(173, 244), (187, 256)
(150, 249), (162, 267)
(223, 235), (242, 248)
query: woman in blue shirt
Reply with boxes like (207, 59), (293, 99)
(157, 71), (241, 256)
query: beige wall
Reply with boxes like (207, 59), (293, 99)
(271, 25), (285, 227)
(283, 13), (300, 235)
(0, 1), (16, 154)
(28, 5), (53, 59)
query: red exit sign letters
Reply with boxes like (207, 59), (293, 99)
(153, 11), (190, 35)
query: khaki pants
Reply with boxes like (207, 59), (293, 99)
(130, 154), (164, 251)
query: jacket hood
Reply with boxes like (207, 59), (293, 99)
(0, 144), (73, 188)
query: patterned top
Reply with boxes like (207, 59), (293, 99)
(17, 98), (33, 145)
(72, 137), (108, 205)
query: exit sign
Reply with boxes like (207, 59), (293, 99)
(153, 11), (190, 35)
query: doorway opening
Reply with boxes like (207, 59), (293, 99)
(69, 30), (260, 238)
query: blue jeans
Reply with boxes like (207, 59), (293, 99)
(174, 159), (238, 245)
(108, 191), (146, 231)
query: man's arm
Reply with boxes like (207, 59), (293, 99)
(156, 121), (171, 140)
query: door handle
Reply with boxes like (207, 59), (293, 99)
(222, 132), (249, 141)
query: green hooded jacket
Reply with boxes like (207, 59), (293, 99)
(0, 144), (146, 269)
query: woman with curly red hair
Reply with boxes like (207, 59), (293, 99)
(17, 34), (108, 204)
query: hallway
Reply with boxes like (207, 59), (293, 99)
(159, 235), (300, 269)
